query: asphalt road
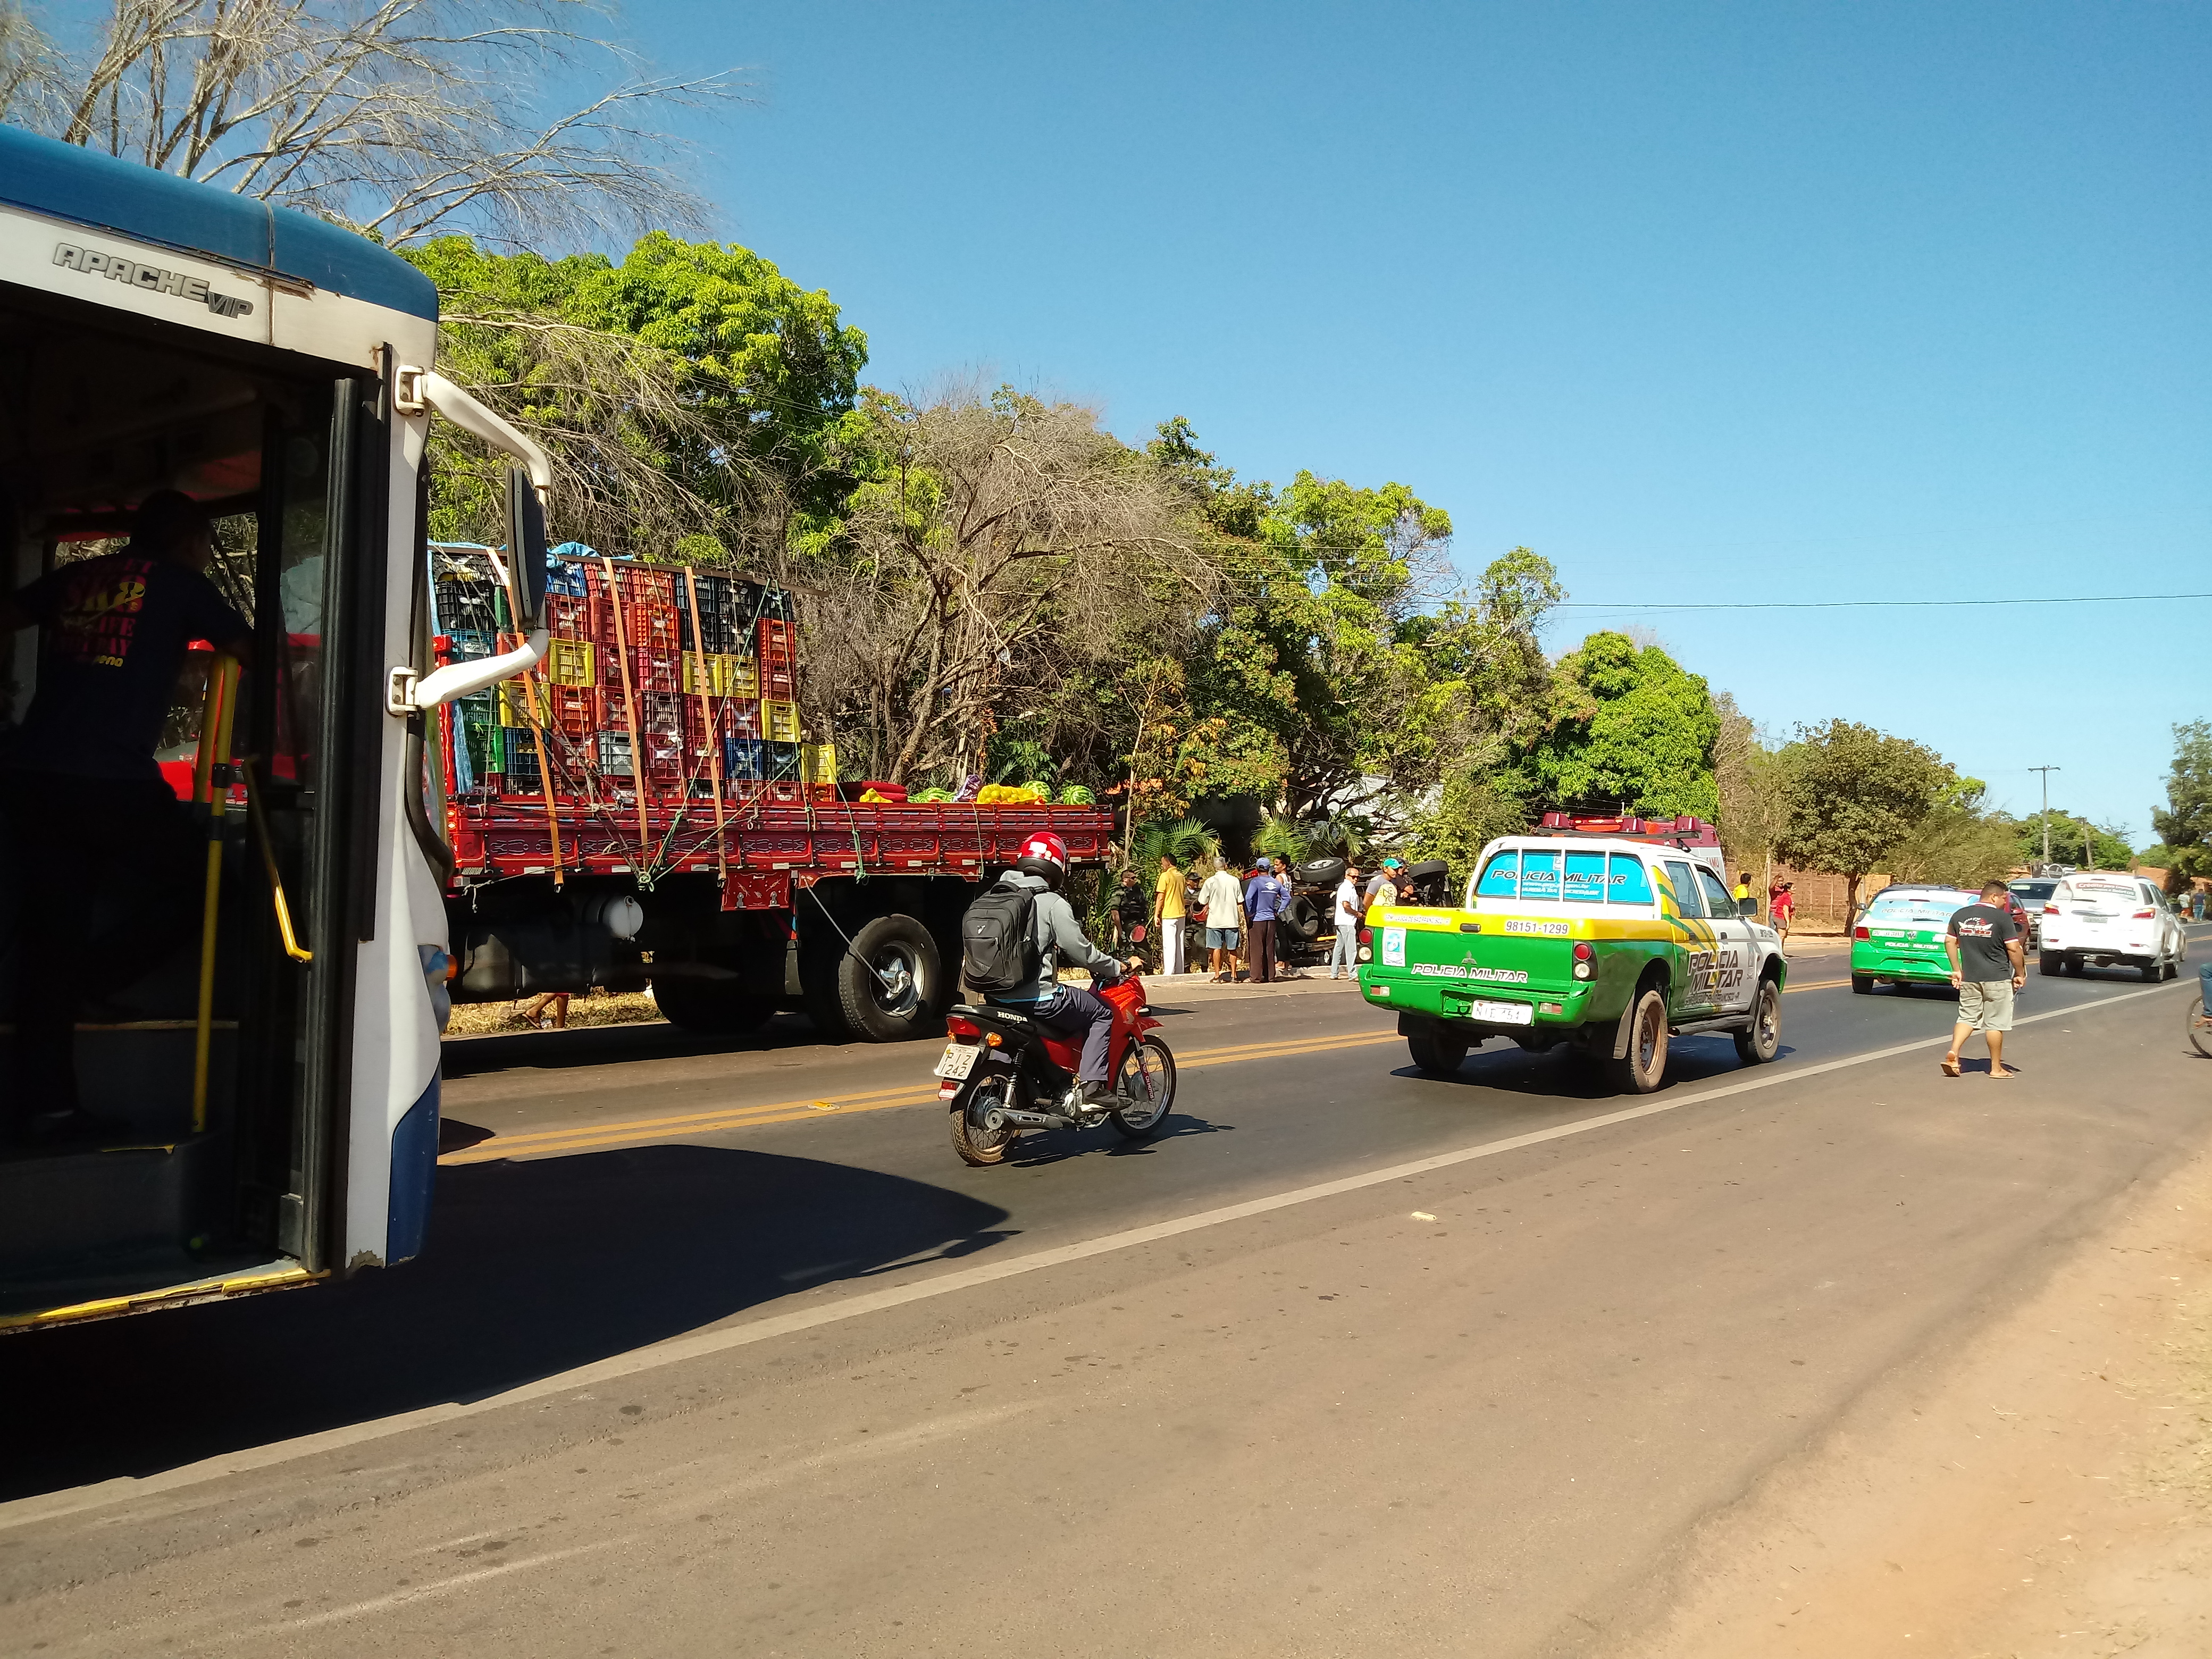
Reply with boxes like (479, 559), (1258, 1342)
(2, 931), (2207, 1656)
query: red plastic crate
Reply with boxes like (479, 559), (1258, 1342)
(629, 646), (681, 692)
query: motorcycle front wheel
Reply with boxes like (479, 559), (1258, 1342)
(951, 1077), (1021, 1166)
(1110, 1035), (1178, 1138)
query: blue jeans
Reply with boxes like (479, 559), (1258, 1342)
(1027, 984), (1115, 1084)
(1330, 927), (1356, 975)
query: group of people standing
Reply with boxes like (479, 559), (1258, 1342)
(1110, 852), (1414, 986)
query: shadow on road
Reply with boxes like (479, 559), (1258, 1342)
(440, 1016), (818, 1078)
(1383, 1034), (1786, 1104)
(0, 1146), (1010, 1502)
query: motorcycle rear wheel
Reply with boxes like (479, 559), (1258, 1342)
(1110, 1035), (1177, 1138)
(951, 1078), (1021, 1166)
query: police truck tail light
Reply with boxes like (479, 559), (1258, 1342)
(1572, 942), (1593, 961)
(1854, 925), (1870, 940)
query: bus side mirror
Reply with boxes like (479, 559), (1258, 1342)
(507, 465), (548, 633)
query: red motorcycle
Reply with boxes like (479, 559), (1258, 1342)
(933, 975), (1177, 1166)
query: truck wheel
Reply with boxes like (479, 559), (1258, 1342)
(650, 976), (775, 1035)
(1850, 974), (1873, 994)
(2139, 955), (2161, 983)
(1732, 976), (1781, 1065)
(836, 914), (948, 1042)
(1406, 1034), (1469, 1075)
(2039, 951), (2061, 977)
(1605, 987), (1669, 1094)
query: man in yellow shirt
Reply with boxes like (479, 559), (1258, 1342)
(1153, 854), (1189, 976)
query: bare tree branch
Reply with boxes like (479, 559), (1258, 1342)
(2, 0), (738, 246)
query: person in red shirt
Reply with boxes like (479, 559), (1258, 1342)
(0, 491), (254, 1145)
(1767, 880), (1795, 944)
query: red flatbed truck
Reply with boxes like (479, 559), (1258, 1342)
(426, 549), (1115, 1042)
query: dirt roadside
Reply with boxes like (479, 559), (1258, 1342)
(1621, 1104), (2212, 1658)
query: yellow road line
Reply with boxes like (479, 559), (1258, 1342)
(1784, 977), (1851, 992)
(440, 1029), (1403, 1165)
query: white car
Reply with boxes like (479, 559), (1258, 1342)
(2037, 873), (2190, 981)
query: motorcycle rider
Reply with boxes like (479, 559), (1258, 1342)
(988, 831), (1125, 1110)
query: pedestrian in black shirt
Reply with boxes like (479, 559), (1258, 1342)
(1, 491), (253, 1145)
(1941, 879), (2025, 1079)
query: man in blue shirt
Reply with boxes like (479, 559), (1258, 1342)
(1244, 858), (1289, 984)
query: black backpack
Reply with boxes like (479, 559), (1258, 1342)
(961, 879), (1042, 996)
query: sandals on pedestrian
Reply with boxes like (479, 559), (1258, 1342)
(1939, 1054), (1962, 1077)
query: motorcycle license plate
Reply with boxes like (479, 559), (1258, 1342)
(934, 1043), (979, 1080)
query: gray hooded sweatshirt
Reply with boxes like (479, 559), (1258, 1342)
(994, 870), (1119, 1004)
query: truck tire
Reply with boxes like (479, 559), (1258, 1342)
(835, 913), (949, 1042)
(1406, 1033), (1469, 1075)
(1605, 987), (1669, 1094)
(1281, 895), (1323, 944)
(650, 975), (775, 1035)
(1732, 975), (1781, 1065)
(1850, 974), (1873, 994)
(2039, 951), (2062, 976)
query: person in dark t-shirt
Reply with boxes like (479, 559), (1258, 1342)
(0, 490), (253, 1145)
(1941, 880), (2026, 1080)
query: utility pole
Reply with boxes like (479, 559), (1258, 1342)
(2028, 765), (2060, 866)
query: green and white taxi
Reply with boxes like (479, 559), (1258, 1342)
(1356, 830), (1787, 1093)
(1848, 884), (1980, 992)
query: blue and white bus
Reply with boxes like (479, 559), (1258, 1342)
(1, 126), (552, 1330)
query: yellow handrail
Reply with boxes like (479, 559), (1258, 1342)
(239, 757), (312, 964)
(191, 655), (241, 1133)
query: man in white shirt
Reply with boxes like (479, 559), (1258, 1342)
(1329, 866), (1363, 979)
(1196, 857), (1245, 983)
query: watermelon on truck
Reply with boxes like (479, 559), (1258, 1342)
(1354, 814), (1786, 1093)
(423, 547), (1117, 1042)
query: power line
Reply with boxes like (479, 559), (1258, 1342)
(1551, 592), (2212, 611)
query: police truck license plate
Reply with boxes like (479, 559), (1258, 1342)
(934, 1043), (979, 1080)
(1468, 1000), (1533, 1025)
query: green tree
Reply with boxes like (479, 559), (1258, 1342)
(1886, 783), (2024, 889)
(2150, 719), (2212, 881)
(1775, 719), (1953, 915)
(1151, 420), (1559, 833)
(401, 233), (866, 555)
(1407, 772), (1532, 891)
(1712, 693), (1794, 900)
(1514, 632), (1720, 819)
(2015, 812), (2133, 871)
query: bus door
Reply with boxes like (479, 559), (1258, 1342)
(0, 297), (379, 1319)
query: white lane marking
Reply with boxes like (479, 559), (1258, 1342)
(0, 979), (2183, 1534)
(225, 1539), (618, 1640)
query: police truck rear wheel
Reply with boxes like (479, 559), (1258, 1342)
(1406, 1034), (1468, 1076)
(1605, 988), (1669, 1094)
(1850, 974), (1873, 994)
(1733, 977), (1781, 1065)
(2039, 952), (2061, 976)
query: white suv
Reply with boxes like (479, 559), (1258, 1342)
(2038, 873), (2190, 981)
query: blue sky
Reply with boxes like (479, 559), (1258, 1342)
(627, 1), (2208, 841)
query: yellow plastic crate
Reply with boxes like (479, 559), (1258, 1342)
(496, 679), (540, 728)
(763, 699), (800, 743)
(543, 638), (596, 687)
(681, 652), (758, 698)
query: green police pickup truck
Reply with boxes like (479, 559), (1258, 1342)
(1356, 825), (1787, 1093)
